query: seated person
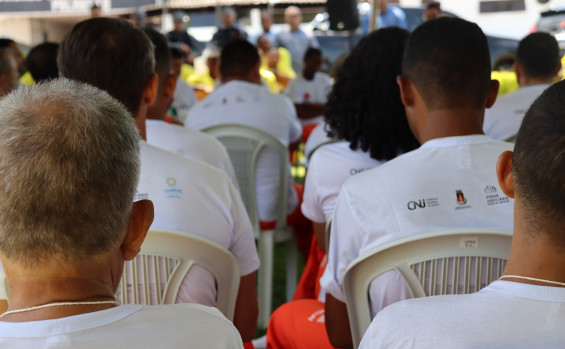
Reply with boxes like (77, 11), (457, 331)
(58, 18), (259, 342)
(284, 48), (332, 141)
(267, 28), (420, 348)
(361, 79), (565, 349)
(321, 17), (514, 348)
(168, 47), (197, 124)
(143, 28), (238, 187)
(257, 35), (295, 90)
(26, 42), (59, 83)
(484, 32), (560, 141)
(187, 46), (221, 99)
(185, 39), (313, 259)
(0, 78), (242, 348)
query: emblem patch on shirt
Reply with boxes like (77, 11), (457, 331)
(455, 190), (471, 210)
(407, 197), (439, 211)
(164, 177), (183, 198)
(483, 185), (510, 206)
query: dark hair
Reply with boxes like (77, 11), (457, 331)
(170, 46), (184, 59)
(58, 18), (155, 116)
(0, 38), (15, 48)
(402, 17), (491, 110)
(517, 32), (559, 80)
(325, 27), (419, 161)
(425, 1), (441, 10)
(27, 42), (59, 83)
(513, 80), (565, 235)
(303, 47), (321, 61)
(220, 39), (259, 79)
(143, 28), (171, 95)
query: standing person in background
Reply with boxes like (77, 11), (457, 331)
(212, 7), (248, 49)
(167, 10), (202, 63)
(0, 49), (19, 97)
(423, 1), (443, 21)
(377, 0), (408, 29)
(253, 11), (278, 46)
(483, 32), (560, 141)
(285, 48), (332, 142)
(276, 6), (319, 75)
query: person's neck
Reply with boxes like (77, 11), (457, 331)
(222, 76), (261, 85)
(502, 208), (565, 287)
(3, 264), (119, 322)
(146, 105), (167, 122)
(302, 71), (315, 81)
(290, 25), (300, 32)
(518, 76), (553, 88)
(417, 108), (485, 144)
(134, 109), (148, 141)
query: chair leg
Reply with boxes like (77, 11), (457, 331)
(258, 229), (274, 328)
(285, 238), (297, 301)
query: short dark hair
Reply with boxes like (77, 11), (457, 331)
(425, 1), (441, 10)
(27, 42), (59, 83)
(58, 18), (155, 116)
(512, 80), (565, 238)
(220, 39), (259, 79)
(143, 28), (171, 96)
(170, 46), (184, 59)
(517, 32), (559, 80)
(303, 47), (321, 62)
(0, 38), (15, 48)
(326, 27), (419, 161)
(402, 17), (491, 110)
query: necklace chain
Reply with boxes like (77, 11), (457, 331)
(499, 275), (565, 287)
(0, 300), (120, 319)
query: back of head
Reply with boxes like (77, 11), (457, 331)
(58, 18), (155, 116)
(220, 39), (259, 80)
(0, 78), (140, 267)
(517, 32), (559, 80)
(0, 48), (15, 78)
(303, 47), (321, 62)
(512, 80), (565, 239)
(0, 38), (15, 49)
(326, 27), (419, 161)
(143, 28), (171, 95)
(402, 17), (491, 110)
(27, 42), (59, 83)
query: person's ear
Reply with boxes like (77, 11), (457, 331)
(397, 75), (414, 108)
(485, 79), (499, 109)
(143, 73), (159, 107)
(251, 60), (262, 84)
(121, 200), (154, 261)
(554, 60), (562, 78)
(513, 61), (522, 84)
(163, 73), (177, 99)
(496, 151), (515, 199)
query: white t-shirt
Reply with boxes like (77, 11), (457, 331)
(360, 280), (565, 349)
(0, 304), (243, 348)
(320, 135), (514, 316)
(170, 78), (197, 123)
(483, 84), (549, 141)
(301, 141), (384, 223)
(303, 121), (332, 163)
(285, 72), (333, 126)
(146, 119), (238, 188)
(136, 141), (259, 306)
(185, 80), (302, 221)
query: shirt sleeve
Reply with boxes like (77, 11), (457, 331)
(300, 152), (326, 223)
(319, 185), (364, 301)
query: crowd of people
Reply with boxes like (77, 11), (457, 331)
(0, 1), (563, 348)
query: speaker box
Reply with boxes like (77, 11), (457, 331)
(327, 0), (360, 31)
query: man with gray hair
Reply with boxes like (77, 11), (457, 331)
(0, 48), (18, 97)
(276, 6), (319, 74)
(0, 79), (242, 347)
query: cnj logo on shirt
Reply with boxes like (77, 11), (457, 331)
(164, 177), (183, 198)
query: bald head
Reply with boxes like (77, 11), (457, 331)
(285, 6), (302, 30)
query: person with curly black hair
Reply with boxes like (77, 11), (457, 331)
(265, 27), (418, 349)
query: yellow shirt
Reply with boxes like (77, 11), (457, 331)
(260, 69), (280, 94)
(491, 71), (518, 97)
(19, 71), (35, 85)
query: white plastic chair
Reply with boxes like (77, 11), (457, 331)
(343, 229), (513, 348)
(117, 229), (240, 321)
(202, 123), (298, 327)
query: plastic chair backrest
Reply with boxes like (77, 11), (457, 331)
(118, 229), (240, 321)
(202, 124), (290, 236)
(343, 229), (513, 348)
